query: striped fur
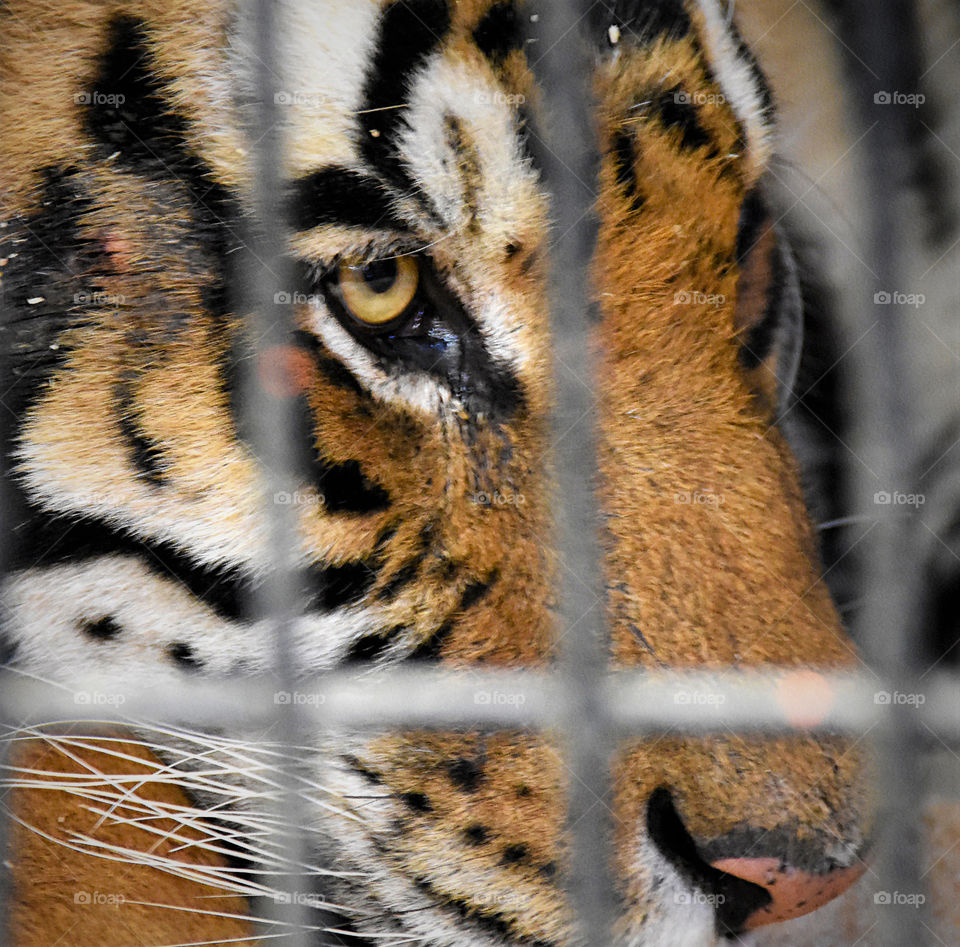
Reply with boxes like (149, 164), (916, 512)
(0, 2), (885, 944)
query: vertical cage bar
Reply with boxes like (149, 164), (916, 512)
(0, 210), (13, 947)
(836, 1), (927, 943)
(526, 3), (617, 943)
(242, 1), (313, 942)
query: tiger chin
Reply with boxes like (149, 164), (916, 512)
(1, 1), (875, 945)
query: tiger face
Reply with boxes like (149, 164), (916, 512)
(1, 1), (873, 945)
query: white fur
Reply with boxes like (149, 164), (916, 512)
(695, 0), (774, 178)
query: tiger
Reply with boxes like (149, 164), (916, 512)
(0, 0), (952, 945)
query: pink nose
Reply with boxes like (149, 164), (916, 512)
(710, 857), (867, 928)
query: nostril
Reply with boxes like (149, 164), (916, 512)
(646, 787), (867, 934)
(646, 787), (772, 934)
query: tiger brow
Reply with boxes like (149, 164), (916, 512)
(288, 166), (407, 233)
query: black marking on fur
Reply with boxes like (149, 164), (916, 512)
(5, 498), (383, 623)
(399, 791), (433, 813)
(114, 375), (167, 485)
(343, 754), (384, 785)
(539, 861), (558, 879)
(344, 625), (404, 663)
(611, 130), (645, 211)
(169, 641), (203, 671)
(361, 0), (451, 195)
(290, 168), (405, 232)
(317, 457), (391, 514)
(459, 569), (499, 611)
(311, 559), (378, 611)
(739, 239), (785, 372)
(735, 188), (771, 264)
(229, 362), (391, 514)
(407, 621), (453, 661)
(593, 0), (691, 47)
(0, 168), (99, 424)
(647, 787), (772, 935)
(6, 504), (250, 621)
(651, 90), (714, 153)
(81, 616), (123, 641)
(447, 757), (485, 793)
(464, 823), (491, 846)
(377, 556), (424, 602)
(411, 876), (558, 946)
(84, 15), (196, 178)
(501, 843), (529, 864)
(291, 329), (368, 401)
(0, 632), (18, 666)
(474, 2), (523, 64)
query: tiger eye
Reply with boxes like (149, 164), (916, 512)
(338, 255), (419, 326)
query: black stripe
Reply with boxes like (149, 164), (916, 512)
(0, 167), (99, 424)
(6, 495), (380, 622)
(0, 632), (20, 666)
(473, 2), (524, 64)
(344, 625), (404, 663)
(739, 237), (786, 371)
(289, 168), (405, 232)
(85, 15), (202, 182)
(735, 188), (770, 264)
(115, 375), (167, 485)
(611, 130), (645, 212)
(407, 621), (453, 661)
(411, 875), (558, 947)
(311, 558), (379, 611)
(593, 0), (691, 46)
(292, 330), (367, 399)
(377, 557), (423, 602)
(459, 569), (499, 610)
(652, 90), (714, 152)
(225, 340), (392, 514)
(360, 0), (451, 192)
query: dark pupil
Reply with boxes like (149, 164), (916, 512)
(361, 259), (399, 294)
